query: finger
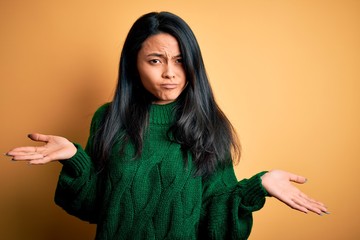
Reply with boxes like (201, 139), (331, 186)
(28, 133), (50, 143)
(6, 147), (35, 155)
(294, 194), (329, 215)
(12, 153), (45, 161)
(7, 146), (47, 155)
(305, 199), (329, 215)
(287, 198), (309, 214)
(288, 172), (307, 184)
(301, 201), (324, 215)
(293, 195), (325, 215)
(293, 194), (324, 214)
(299, 192), (326, 207)
(298, 192), (329, 213)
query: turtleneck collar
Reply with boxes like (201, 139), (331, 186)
(149, 101), (177, 125)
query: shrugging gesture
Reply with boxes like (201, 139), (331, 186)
(6, 133), (76, 164)
(6, 134), (329, 216)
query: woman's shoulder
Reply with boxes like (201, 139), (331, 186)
(91, 102), (111, 124)
(95, 102), (111, 114)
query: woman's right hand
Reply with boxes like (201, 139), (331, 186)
(5, 133), (77, 164)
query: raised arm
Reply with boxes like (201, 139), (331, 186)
(6, 133), (77, 164)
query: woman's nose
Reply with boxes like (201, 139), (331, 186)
(162, 64), (175, 79)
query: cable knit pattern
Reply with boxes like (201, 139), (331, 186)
(54, 102), (268, 240)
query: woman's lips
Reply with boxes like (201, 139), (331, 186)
(161, 84), (177, 89)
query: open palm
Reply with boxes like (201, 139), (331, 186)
(6, 133), (77, 164)
(261, 170), (328, 215)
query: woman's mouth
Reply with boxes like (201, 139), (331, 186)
(161, 84), (177, 89)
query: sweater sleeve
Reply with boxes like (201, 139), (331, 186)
(54, 103), (109, 223)
(199, 164), (268, 239)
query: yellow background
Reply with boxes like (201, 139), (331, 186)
(1, 0), (359, 239)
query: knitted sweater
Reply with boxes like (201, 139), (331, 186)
(54, 102), (268, 240)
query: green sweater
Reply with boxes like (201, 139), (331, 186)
(55, 102), (268, 240)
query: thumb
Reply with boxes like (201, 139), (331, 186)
(289, 173), (308, 184)
(28, 133), (50, 143)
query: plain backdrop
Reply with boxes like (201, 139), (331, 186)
(1, 0), (359, 239)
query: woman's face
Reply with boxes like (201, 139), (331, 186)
(137, 33), (187, 105)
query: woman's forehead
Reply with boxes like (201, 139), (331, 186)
(140, 33), (180, 56)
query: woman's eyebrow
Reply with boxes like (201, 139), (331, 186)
(146, 53), (163, 57)
(146, 53), (182, 58)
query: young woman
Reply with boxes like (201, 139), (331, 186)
(6, 11), (328, 239)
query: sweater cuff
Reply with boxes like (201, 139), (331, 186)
(59, 143), (92, 177)
(239, 171), (269, 208)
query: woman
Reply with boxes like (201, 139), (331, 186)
(6, 12), (328, 239)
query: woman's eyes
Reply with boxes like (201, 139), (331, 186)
(148, 58), (183, 64)
(175, 58), (183, 64)
(149, 59), (161, 64)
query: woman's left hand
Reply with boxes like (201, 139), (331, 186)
(261, 170), (329, 215)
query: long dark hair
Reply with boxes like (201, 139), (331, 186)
(91, 11), (240, 176)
